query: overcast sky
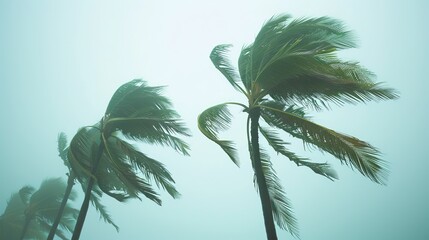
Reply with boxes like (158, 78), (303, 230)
(1, 1), (428, 239)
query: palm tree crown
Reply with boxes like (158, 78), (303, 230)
(69, 79), (191, 239)
(198, 14), (398, 239)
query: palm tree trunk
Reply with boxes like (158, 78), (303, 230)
(71, 141), (105, 240)
(250, 108), (277, 240)
(19, 217), (31, 240)
(47, 172), (76, 240)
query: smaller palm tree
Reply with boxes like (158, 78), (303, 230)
(68, 79), (190, 239)
(0, 178), (78, 240)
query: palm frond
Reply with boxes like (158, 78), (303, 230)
(18, 186), (34, 205)
(210, 44), (246, 94)
(106, 117), (190, 156)
(264, 60), (399, 110)
(112, 137), (180, 199)
(38, 220), (67, 240)
(238, 45), (253, 90)
(57, 132), (68, 162)
(198, 103), (243, 165)
(236, 14), (398, 110)
(90, 190), (119, 232)
(105, 79), (174, 119)
(259, 126), (337, 180)
(260, 104), (388, 184)
(254, 149), (299, 237)
(68, 125), (102, 183)
(101, 137), (162, 204)
(251, 15), (355, 83)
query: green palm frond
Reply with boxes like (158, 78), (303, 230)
(112, 137), (180, 199)
(264, 61), (399, 110)
(255, 150), (299, 237)
(261, 105), (388, 184)
(237, 14), (398, 110)
(238, 45), (253, 90)
(57, 132), (68, 162)
(102, 137), (162, 204)
(90, 189), (119, 232)
(210, 44), (246, 94)
(106, 117), (190, 156)
(106, 79), (173, 118)
(2, 192), (26, 218)
(19, 186), (35, 205)
(75, 179), (120, 231)
(251, 15), (355, 83)
(259, 126), (337, 180)
(198, 103), (245, 165)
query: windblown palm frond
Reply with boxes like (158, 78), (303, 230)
(247, 140), (299, 237)
(210, 44), (245, 94)
(260, 103), (387, 184)
(259, 126), (337, 180)
(259, 151), (299, 237)
(238, 14), (399, 110)
(198, 103), (246, 165)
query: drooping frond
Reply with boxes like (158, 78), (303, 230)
(260, 104), (388, 184)
(198, 103), (245, 165)
(90, 189), (119, 232)
(253, 149), (299, 237)
(101, 136), (162, 204)
(259, 126), (337, 180)
(210, 44), (246, 94)
(112, 136), (180, 199)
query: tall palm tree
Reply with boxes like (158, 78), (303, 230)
(0, 178), (78, 240)
(69, 79), (190, 239)
(198, 14), (398, 240)
(47, 133), (118, 240)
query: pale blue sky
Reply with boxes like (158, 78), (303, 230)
(0, 1), (428, 239)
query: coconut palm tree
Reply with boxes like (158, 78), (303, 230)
(0, 178), (78, 240)
(198, 14), (398, 240)
(47, 133), (118, 240)
(69, 79), (190, 239)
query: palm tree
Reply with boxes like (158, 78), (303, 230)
(0, 178), (78, 240)
(198, 14), (398, 240)
(47, 133), (118, 240)
(68, 79), (190, 239)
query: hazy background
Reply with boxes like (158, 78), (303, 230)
(1, 0), (428, 239)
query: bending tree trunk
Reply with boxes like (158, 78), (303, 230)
(250, 108), (277, 240)
(19, 217), (31, 240)
(47, 172), (76, 240)
(71, 141), (105, 240)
